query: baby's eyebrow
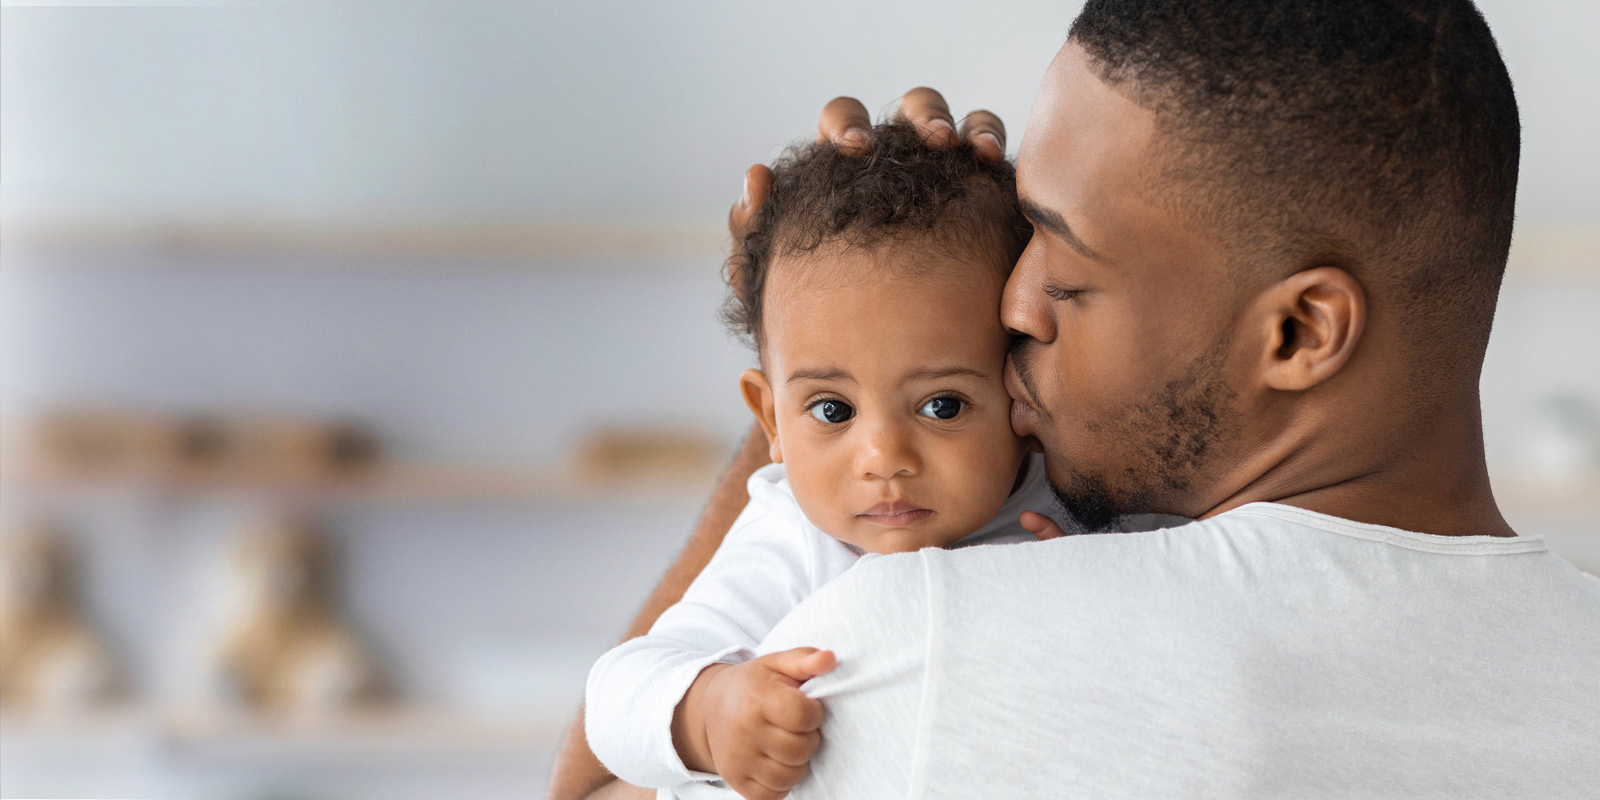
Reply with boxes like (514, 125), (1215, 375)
(788, 368), (853, 384)
(904, 366), (990, 382)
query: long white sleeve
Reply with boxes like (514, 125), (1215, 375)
(584, 464), (861, 788)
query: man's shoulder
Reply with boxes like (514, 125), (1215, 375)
(756, 524), (1193, 656)
(757, 552), (930, 656)
(788, 551), (930, 613)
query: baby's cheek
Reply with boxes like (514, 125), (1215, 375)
(959, 434), (1027, 524)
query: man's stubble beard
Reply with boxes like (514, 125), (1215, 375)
(1011, 335), (1240, 533)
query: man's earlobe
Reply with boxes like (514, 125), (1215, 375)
(1259, 267), (1366, 392)
(740, 369), (783, 463)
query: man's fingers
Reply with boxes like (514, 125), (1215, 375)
(728, 163), (774, 240)
(1020, 510), (1068, 541)
(818, 96), (872, 155)
(894, 87), (958, 148)
(959, 109), (1007, 162)
(818, 90), (1002, 157)
(763, 646), (836, 683)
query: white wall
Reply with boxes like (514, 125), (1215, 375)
(4, 0), (1595, 229)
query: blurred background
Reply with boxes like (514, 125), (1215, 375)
(0, 1), (1595, 798)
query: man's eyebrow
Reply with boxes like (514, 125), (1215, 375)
(904, 366), (990, 382)
(1019, 197), (1108, 263)
(788, 368), (854, 384)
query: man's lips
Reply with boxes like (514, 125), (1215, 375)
(1004, 360), (1039, 435)
(858, 501), (934, 527)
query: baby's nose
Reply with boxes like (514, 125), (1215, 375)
(856, 420), (919, 480)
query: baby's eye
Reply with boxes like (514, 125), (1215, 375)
(809, 400), (855, 424)
(918, 396), (965, 420)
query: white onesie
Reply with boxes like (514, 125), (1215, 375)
(583, 453), (1056, 788)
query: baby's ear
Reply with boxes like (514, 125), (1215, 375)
(740, 368), (782, 463)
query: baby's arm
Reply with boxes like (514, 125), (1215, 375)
(672, 647), (836, 800)
(585, 477), (850, 790)
(553, 426), (770, 800)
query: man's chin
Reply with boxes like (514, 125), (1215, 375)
(1045, 466), (1138, 534)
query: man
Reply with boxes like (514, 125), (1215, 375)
(552, 1), (1600, 797)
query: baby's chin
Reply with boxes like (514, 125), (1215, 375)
(836, 519), (972, 556)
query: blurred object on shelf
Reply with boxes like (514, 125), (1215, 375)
(574, 426), (723, 483)
(5, 407), (382, 491)
(11, 408), (178, 483)
(1512, 393), (1600, 487)
(0, 523), (123, 716)
(173, 414), (381, 485)
(214, 519), (388, 722)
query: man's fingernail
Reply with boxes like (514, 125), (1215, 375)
(739, 172), (751, 207)
(840, 127), (869, 151)
(976, 131), (1002, 151)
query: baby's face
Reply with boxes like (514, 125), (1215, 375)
(748, 245), (1024, 555)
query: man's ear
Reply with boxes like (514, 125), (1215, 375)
(740, 368), (783, 463)
(1255, 266), (1366, 392)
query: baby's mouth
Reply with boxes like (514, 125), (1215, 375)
(858, 502), (934, 527)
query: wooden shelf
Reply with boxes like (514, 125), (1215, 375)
(1, 705), (565, 763)
(2, 220), (728, 268)
(0, 460), (717, 508)
(163, 706), (565, 762)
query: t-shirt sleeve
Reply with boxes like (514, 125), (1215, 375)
(585, 484), (842, 788)
(757, 552), (932, 799)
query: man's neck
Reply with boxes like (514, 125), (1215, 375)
(1202, 393), (1516, 538)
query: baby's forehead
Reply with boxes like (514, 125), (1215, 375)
(759, 241), (1012, 377)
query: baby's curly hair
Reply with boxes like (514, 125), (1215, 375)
(723, 120), (1032, 352)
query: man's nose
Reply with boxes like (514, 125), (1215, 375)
(856, 418), (919, 481)
(1001, 234), (1057, 342)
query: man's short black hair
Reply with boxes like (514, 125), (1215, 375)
(1070, 0), (1520, 387)
(723, 121), (1032, 353)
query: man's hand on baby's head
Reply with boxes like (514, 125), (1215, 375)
(727, 87), (1007, 241)
(814, 88), (1007, 160)
(701, 647), (835, 800)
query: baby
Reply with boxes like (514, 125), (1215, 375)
(585, 121), (1053, 799)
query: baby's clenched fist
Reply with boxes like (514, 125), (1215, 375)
(673, 647), (836, 800)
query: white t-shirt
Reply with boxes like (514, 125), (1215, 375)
(734, 502), (1600, 799)
(585, 455), (1058, 788)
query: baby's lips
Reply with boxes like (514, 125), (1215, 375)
(860, 500), (928, 517)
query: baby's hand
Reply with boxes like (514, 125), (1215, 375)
(1020, 510), (1068, 541)
(684, 647), (836, 800)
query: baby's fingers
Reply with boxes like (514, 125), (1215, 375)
(763, 689), (825, 732)
(762, 646), (836, 684)
(762, 727), (822, 768)
(1020, 510), (1069, 541)
(748, 757), (808, 797)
